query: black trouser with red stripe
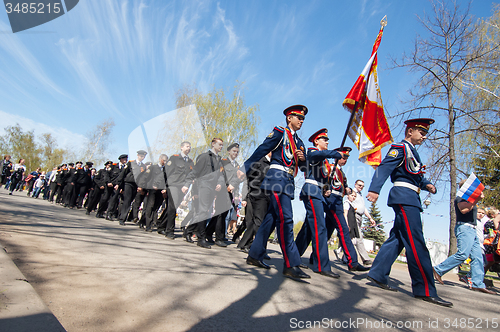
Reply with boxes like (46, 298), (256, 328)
(368, 204), (437, 297)
(324, 194), (360, 269)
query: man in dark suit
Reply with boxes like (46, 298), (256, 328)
(116, 150), (147, 226)
(237, 152), (271, 252)
(182, 138), (225, 249)
(158, 142), (194, 238)
(366, 118), (452, 307)
(139, 154), (168, 232)
(86, 161), (112, 215)
(72, 161), (93, 208)
(206, 142), (241, 247)
(105, 154), (128, 221)
(62, 162), (77, 207)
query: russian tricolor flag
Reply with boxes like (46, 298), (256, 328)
(457, 173), (485, 203)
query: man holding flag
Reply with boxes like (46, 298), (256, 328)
(343, 17), (452, 306)
(432, 175), (496, 295)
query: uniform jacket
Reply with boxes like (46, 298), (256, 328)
(166, 154), (194, 187)
(242, 156), (270, 199)
(55, 169), (66, 185)
(117, 160), (146, 185)
(64, 167), (77, 184)
(243, 126), (306, 198)
(93, 168), (110, 188)
(300, 147), (342, 201)
(221, 157), (242, 196)
(111, 163), (126, 186)
(368, 140), (433, 211)
(138, 164), (167, 190)
(184, 150), (225, 190)
(75, 167), (92, 186)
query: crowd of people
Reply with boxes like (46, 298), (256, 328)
(1, 105), (499, 309)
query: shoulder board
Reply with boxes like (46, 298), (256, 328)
(274, 126), (284, 133)
(308, 147), (318, 151)
(390, 143), (405, 149)
(112, 163), (118, 166)
(173, 154), (179, 157)
(222, 158), (228, 161)
(129, 160), (135, 163)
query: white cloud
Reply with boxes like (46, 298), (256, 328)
(0, 110), (87, 152)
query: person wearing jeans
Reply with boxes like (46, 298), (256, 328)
(433, 185), (496, 295)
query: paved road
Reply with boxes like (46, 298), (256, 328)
(0, 189), (498, 332)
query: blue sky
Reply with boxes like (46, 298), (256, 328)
(0, 0), (497, 243)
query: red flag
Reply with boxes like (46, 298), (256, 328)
(343, 19), (393, 167)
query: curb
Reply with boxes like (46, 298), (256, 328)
(0, 243), (66, 332)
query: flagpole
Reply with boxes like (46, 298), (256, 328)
(333, 16), (387, 170)
(333, 101), (357, 169)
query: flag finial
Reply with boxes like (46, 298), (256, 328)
(380, 15), (387, 27)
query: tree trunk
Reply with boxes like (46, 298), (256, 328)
(446, 38), (457, 256)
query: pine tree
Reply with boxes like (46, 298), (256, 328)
(473, 128), (500, 208)
(362, 201), (387, 249)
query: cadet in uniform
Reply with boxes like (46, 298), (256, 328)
(86, 162), (111, 215)
(206, 142), (241, 247)
(323, 147), (370, 272)
(105, 154), (128, 221)
(236, 153), (271, 252)
(182, 138), (226, 249)
(159, 142), (194, 238)
(241, 105), (309, 280)
(117, 150), (147, 226)
(95, 161), (115, 218)
(62, 162), (77, 207)
(295, 128), (345, 278)
(139, 154), (168, 232)
(366, 118), (452, 307)
(73, 161), (93, 208)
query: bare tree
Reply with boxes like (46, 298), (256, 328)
(81, 118), (115, 166)
(172, 82), (260, 161)
(390, 1), (499, 254)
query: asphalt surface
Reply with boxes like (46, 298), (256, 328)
(0, 189), (499, 332)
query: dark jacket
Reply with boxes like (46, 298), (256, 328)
(138, 164), (167, 190)
(166, 154), (194, 187)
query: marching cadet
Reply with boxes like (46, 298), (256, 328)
(95, 161), (115, 218)
(222, 143), (243, 236)
(72, 161), (93, 208)
(54, 164), (67, 204)
(236, 152), (271, 252)
(105, 154), (128, 221)
(366, 118), (452, 307)
(323, 147), (370, 272)
(159, 142), (194, 239)
(139, 154), (168, 232)
(182, 138), (226, 249)
(206, 142), (241, 247)
(295, 129), (346, 278)
(87, 161), (112, 216)
(117, 150), (147, 226)
(62, 162), (77, 207)
(239, 105), (309, 280)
